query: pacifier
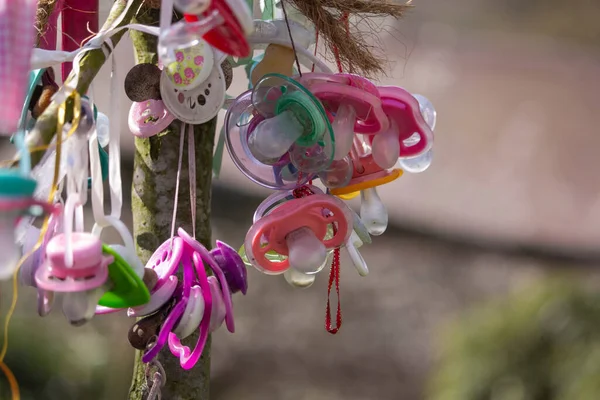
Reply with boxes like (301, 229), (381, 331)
(178, 227), (241, 333)
(397, 94), (437, 173)
(251, 44), (296, 87)
(163, 40), (215, 91)
(368, 86), (435, 169)
(35, 203), (113, 326)
(166, 251), (212, 370)
(128, 299), (174, 350)
(225, 74), (335, 189)
(128, 100), (175, 138)
(0, 169), (56, 280)
(19, 212), (60, 316)
(299, 73), (389, 160)
(91, 217), (150, 310)
(160, 59), (226, 124)
(180, 0), (252, 57)
(244, 193), (353, 275)
(209, 240), (248, 295)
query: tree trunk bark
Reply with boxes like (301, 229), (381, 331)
(128, 4), (215, 399)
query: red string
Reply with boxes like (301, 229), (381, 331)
(325, 247), (342, 334)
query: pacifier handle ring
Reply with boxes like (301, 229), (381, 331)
(176, 227), (235, 332)
(167, 251), (212, 370)
(91, 215), (136, 258)
(142, 299), (187, 363)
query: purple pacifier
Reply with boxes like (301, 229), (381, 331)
(209, 240), (248, 295)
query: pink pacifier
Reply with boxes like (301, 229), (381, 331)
(245, 194), (353, 275)
(128, 99), (175, 138)
(20, 211), (60, 316)
(299, 73), (388, 161)
(368, 86), (434, 169)
(167, 250), (212, 370)
(178, 227), (237, 333)
(145, 237), (185, 292)
(142, 249), (194, 363)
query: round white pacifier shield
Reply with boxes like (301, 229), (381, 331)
(160, 63), (226, 125)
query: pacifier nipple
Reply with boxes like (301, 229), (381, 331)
(284, 268), (316, 288)
(248, 110), (303, 162)
(110, 244), (145, 278)
(63, 287), (105, 326)
(360, 188), (388, 236)
(413, 94), (436, 130)
(0, 213), (22, 281)
(286, 227), (327, 274)
(346, 231), (368, 276)
(318, 156), (353, 189)
(399, 150), (433, 173)
(332, 103), (356, 160)
(372, 121), (400, 169)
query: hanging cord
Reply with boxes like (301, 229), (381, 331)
(187, 124), (196, 239)
(0, 93), (80, 400)
(280, 0), (302, 77)
(170, 122), (186, 241)
(145, 360), (166, 400)
(291, 186), (342, 333)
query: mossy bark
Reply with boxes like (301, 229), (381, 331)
(128, 4), (214, 400)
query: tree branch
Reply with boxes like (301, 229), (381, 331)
(26, 0), (142, 167)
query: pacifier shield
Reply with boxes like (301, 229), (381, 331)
(128, 100), (175, 138)
(165, 41), (214, 91)
(98, 245), (150, 308)
(160, 64), (226, 124)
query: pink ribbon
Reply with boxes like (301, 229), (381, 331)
(0, 0), (38, 135)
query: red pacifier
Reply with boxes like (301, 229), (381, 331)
(182, 0), (251, 57)
(245, 193), (353, 275)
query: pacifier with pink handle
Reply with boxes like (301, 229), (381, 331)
(35, 197), (112, 325)
(167, 250), (212, 370)
(369, 86), (434, 169)
(142, 250), (194, 363)
(178, 227), (238, 333)
(245, 194), (352, 275)
(128, 100), (175, 138)
(299, 73), (388, 160)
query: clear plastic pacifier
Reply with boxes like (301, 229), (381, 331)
(397, 94), (437, 173)
(369, 86), (435, 170)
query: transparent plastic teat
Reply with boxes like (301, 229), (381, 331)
(110, 244), (145, 278)
(346, 231), (368, 276)
(284, 268), (316, 288)
(399, 150), (433, 173)
(332, 103), (356, 160)
(0, 211), (23, 281)
(158, 12), (224, 67)
(318, 156), (353, 189)
(248, 111), (303, 163)
(360, 188), (388, 236)
(62, 287), (105, 326)
(174, 0), (210, 14)
(413, 94), (437, 130)
(286, 227), (327, 274)
(96, 112), (110, 148)
(372, 120), (400, 170)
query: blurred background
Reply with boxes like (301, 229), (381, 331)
(2, 0), (600, 398)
